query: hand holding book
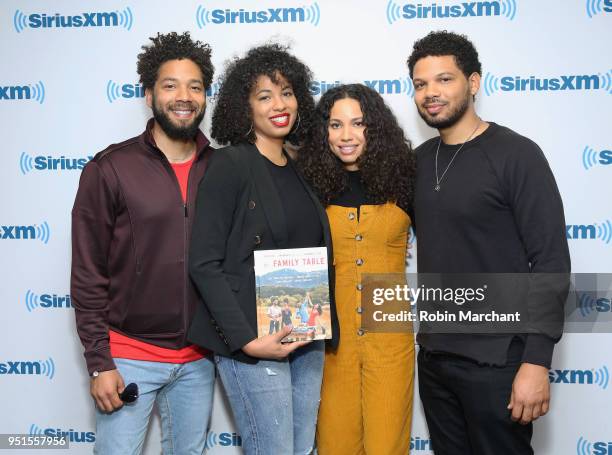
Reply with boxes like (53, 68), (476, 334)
(242, 325), (311, 360)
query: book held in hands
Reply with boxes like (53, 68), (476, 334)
(254, 247), (332, 342)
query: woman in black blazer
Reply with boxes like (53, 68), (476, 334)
(188, 44), (338, 455)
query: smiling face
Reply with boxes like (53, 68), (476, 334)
(146, 58), (206, 141)
(248, 73), (298, 143)
(327, 97), (366, 171)
(412, 55), (478, 129)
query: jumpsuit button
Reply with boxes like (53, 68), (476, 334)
(356, 283), (363, 291)
(356, 307), (363, 314)
(356, 258), (364, 266)
(248, 200), (256, 209)
(355, 234), (363, 241)
(357, 328), (365, 336)
(348, 212), (356, 220)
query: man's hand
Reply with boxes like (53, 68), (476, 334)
(90, 369), (126, 413)
(242, 325), (310, 360)
(507, 363), (550, 424)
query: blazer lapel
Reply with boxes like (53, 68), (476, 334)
(244, 143), (289, 248)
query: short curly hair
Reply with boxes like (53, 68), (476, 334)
(297, 84), (416, 213)
(407, 30), (481, 79)
(137, 32), (214, 91)
(211, 44), (314, 146)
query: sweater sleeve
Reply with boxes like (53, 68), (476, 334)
(502, 135), (571, 368)
(189, 150), (258, 352)
(70, 160), (117, 375)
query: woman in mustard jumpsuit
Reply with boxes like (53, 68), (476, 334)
(299, 84), (417, 454)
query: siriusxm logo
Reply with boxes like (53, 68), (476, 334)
(107, 80), (220, 102)
(577, 436), (612, 455)
(586, 0), (612, 17)
(30, 424), (95, 443)
(0, 358), (55, 379)
(13, 8), (133, 32)
(386, 0), (516, 24)
(310, 78), (414, 97)
(583, 146), (612, 170)
(25, 290), (72, 313)
(411, 436), (433, 451)
(20, 152), (92, 174)
(205, 431), (242, 449)
(0, 222), (50, 243)
(566, 220), (612, 244)
(0, 81), (45, 104)
(196, 3), (320, 27)
(483, 70), (612, 95)
(106, 81), (144, 103)
(578, 293), (612, 317)
(549, 366), (609, 389)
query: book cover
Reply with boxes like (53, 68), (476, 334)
(254, 247), (332, 342)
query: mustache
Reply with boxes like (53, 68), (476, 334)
(170, 102), (197, 110)
(422, 97), (445, 105)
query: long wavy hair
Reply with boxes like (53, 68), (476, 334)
(211, 43), (314, 146)
(298, 84), (416, 212)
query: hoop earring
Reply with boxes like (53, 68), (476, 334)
(244, 123), (253, 138)
(290, 112), (301, 134)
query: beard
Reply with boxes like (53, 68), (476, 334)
(152, 94), (205, 141)
(417, 88), (470, 130)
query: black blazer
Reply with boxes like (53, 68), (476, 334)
(187, 143), (339, 363)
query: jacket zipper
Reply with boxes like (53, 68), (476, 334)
(158, 150), (193, 342)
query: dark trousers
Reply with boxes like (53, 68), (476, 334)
(418, 340), (533, 455)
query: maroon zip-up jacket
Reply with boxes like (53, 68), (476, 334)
(71, 119), (213, 375)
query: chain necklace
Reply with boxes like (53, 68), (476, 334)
(434, 119), (481, 192)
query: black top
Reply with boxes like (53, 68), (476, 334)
(329, 170), (372, 209)
(414, 122), (570, 368)
(264, 156), (323, 248)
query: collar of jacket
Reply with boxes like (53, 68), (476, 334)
(139, 118), (212, 160)
(235, 142), (332, 251)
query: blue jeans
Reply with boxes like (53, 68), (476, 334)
(94, 357), (215, 455)
(215, 341), (325, 455)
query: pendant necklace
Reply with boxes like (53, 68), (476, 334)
(434, 119), (481, 192)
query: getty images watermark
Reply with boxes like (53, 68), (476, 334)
(358, 273), (612, 334)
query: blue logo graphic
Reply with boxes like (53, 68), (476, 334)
(310, 78), (413, 97)
(106, 80), (144, 103)
(582, 146), (612, 170)
(577, 436), (612, 455)
(385, 0), (516, 24)
(549, 366), (609, 389)
(25, 290), (72, 312)
(196, 3), (320, 27)
(411, 436), (433, 451)
(586, 0), (612, 17)
(0, 358), (55, 379)
(578, 293), (612, 316)
(29, 424), (95, 443)
(483, 70), (612, 95)
(566, 220), (612, 244)
(0, 81), (45, 103)
(205, 431), (242, 449)
(19, 152), (92, 174)
(0, 222), (50, 243)
(13, 8), (133, 32)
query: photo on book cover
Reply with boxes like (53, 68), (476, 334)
(254, 247), (332, 342)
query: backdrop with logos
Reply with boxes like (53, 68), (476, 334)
(1, 0), (610, 453)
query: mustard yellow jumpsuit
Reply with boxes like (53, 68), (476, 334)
(317, 202), (415, 455)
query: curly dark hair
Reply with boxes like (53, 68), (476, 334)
(407, 30), (481, 79)
(211, 44), (314, 145)
(298, 84), (416, 213)
(137, 32), (214, 91)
